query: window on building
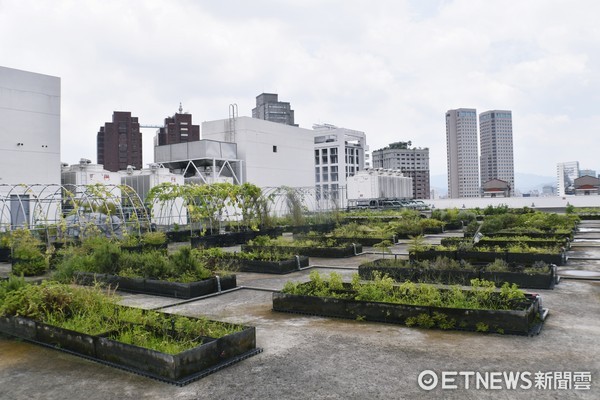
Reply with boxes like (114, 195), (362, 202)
(322, 166), (329, 182)
(331, 166), (338, 182)
(273, 145), (278, 152)
(315, 150), (320, 165)
(330, 148), (338, 164)
(322, 149), (328, 164)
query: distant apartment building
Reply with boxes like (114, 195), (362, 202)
(371, 141), (430, 199)
(479, 110), (515, 196)
(155, 105), (200, 145)
(557, 161), (579, 196)
(97, 111), (142, 172)
(579, 169), (597, 178)
(313, 123), (367, 200)
(252, 93), (298, 126)
(446, 108), (480, 198)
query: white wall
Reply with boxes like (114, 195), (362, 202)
(427, 195), (600, 210)
(0, 66), (61, 185)
(202, 117), (315, 188)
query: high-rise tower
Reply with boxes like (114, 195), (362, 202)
(446, 108), (480, 198)
(479, 110), (514, 196)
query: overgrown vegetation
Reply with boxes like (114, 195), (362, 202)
(282, 271), (528, 311)
(0, 281), (243, 354)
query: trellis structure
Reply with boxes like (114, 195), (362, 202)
(0, 183), (150, 243)
(145, 183), (345, 234)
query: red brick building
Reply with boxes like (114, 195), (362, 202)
(97, 111), (142, 172)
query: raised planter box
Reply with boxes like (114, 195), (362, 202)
(294, 234), (397, 247)
(166, 230), (192, 242)
(191, 232), (255, 248)
(273, 285), (545, 336)
(95, 324), (257, 382)
(359, 261), (478, 286)
(74, 272), (236, 299)
(422, 226), (444, 234)
(408, 249), (457, 262)
(242, 243), (362, 258)
(0, 313), (259, 385)
(441, 237), (569, 249)
(412, 249), (567, 266)
(238, 256), (309, 274)
(287, 222), (336, 234)
(359, 259), (556, 289)
(0, 247), (10, 262)
(480, 269), (556, 290)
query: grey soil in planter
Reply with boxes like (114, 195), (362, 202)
(75, 272), (236, 299)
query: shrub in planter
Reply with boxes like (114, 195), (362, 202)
(0, 232), (12, 262)
(11, 232), (48, 277)
(142, 231), (167, 251)
(277, 272), (545, 335)
(0, 281), (257, 383)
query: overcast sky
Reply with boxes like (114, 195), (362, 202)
(1, 0), (598, 180)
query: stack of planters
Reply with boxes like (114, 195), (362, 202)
(0, 278), (259, 384)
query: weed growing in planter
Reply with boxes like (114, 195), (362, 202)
(282, 271), (528, 311)
(0, 282), (244, 344)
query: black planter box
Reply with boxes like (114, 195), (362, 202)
(505, 252), (566, 266)
(458, 250), (506, 264)
(359, 259), (556, 289)
(294, 234), (397, 247)
(75, 272), (236, 299)
(288, 222), (336, 234)
(422, 227), (444, 234)
(35, 321), (98, 357)
(273, 287), (545, 336)
(0, 315), (36, 339)
(95, 325), (257, 382)
(576, 214), (600, 220)
(0, 247), (11, 262)
(443, 222), (464, 230)
(238, 256), (309, 274)
(409, 250), (457, 262)
(359, 263), (479, 286)
(0, 314), (259, 385)
(166, 230), (192, 242)
(241, 243), (362, 258)
(191, 231), (259, 248)
(480, 270), (555, 290)
(121, 244), (143, 253)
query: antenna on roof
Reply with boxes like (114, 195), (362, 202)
(178, 102), (183, 113)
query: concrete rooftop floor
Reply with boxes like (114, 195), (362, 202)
(1, 222), (599, 399)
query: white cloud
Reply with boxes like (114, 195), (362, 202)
(1, 0), (599, 179)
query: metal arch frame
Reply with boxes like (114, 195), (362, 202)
(0, 183), (150, 242)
